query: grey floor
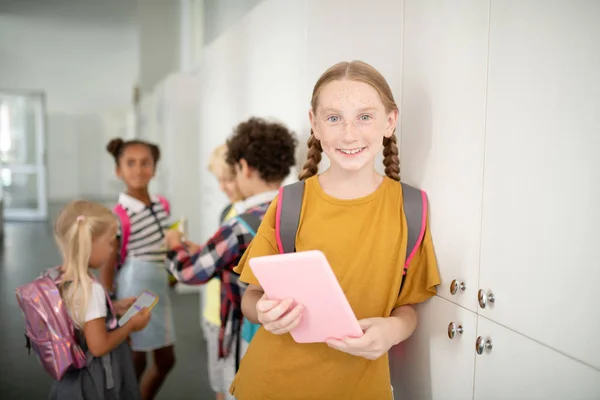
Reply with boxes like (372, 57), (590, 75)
(0, 209), (214, 399)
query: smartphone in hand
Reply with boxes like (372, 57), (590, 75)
(117, 290), (159, 326)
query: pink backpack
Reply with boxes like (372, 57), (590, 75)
(113, 195), (170, 265)
(15, 267), (116, 381)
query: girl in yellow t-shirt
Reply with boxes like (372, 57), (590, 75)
(230, 61), (441, 400)
(205, 144), (243, 400)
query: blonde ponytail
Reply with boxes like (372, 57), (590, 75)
(54, 200), (116, 328)
(62, 218), (94, 327)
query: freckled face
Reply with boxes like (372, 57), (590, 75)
(309, 79), (397, 174)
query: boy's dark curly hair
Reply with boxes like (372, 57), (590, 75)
(226, 117), (297, 183)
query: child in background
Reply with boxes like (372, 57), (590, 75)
(101, 138), (176, 400)
(164, 117), (297, 400)
(49, 200), (151, 399)
(205, 144), (244, 400)
(229, 61), (441, 400)
(209, 144), (244, 222)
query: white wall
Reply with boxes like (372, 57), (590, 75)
(178, 0), (405, 241)
(193, 0), (306, 241)
(136, 0), (183, 94)
(202, 0), (265, 46)
(0, 0), (139, 202)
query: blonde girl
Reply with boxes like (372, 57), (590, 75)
(49, 200), (151, 399)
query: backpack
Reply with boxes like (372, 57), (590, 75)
(15, 267), (117, 381)
(113, 195), (170, 266)
(274, 181), (428, 294)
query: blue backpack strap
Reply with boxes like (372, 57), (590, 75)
(399, 183), (428, 294)
(275, 181), (305, 253)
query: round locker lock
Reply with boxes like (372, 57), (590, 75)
(478, 289), (495, 309)
(475, 336), (493, 355)
(450, 279), (466, 295)
(447, 322), (463, 339)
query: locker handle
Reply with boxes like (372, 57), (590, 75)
(478, 289), (495, 309)
(476, 336), (493, 355)
(450, 279), (466, 295)
(447, 322), (463, 339)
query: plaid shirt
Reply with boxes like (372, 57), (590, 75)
(166, 203), (270, 359)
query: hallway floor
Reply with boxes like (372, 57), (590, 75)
(0, 214), (213, 399)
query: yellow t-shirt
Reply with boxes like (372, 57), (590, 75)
(230, 176), (441, 400)
(203, 205), (239, 326)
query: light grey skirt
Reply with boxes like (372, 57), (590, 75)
(115, 258), (176, 351)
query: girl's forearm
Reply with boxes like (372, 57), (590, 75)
(387, 305), (418, 345)
(85, 321), (133, 357)
(241, 288), (264, 324)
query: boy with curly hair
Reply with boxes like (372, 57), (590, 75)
(164, 117), (297, 400)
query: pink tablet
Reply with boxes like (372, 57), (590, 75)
(249, 250), (363, 343)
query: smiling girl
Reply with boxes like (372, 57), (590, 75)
(229, 61), (441, 400)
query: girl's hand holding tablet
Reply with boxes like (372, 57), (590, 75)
(325, 317), (397, 360)
(256, 294), (304, 335)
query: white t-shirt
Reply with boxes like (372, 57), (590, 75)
(65, 281), (107, 328)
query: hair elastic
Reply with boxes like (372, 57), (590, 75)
(76, 215), (85, 223)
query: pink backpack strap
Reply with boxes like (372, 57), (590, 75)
(275, 187), (284, 253)
(156, 195), (170, 216)
(103, 290), (117, 330)
(113, 204), (130, 266)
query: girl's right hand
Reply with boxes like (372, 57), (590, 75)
(129, 308), (151, 332)
(256, 294), (303, 335)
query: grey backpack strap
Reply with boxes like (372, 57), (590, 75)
(85, 351), (115, 390)
(102, 354), (115, 389)
(400, 183), (428, 293)
(275, 181), (305, 253)
(235, 212), (263, 237)
(83, 294), (117, 390)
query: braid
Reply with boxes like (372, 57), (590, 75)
(298, 132), (323, 181)
(382, 133), (400, 181)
